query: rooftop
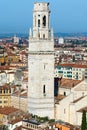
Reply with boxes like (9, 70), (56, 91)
(0, 106), (19, 115)
(9, 118), (23, 125)
(72, 96), (85, 103)
(23, 119), (40, 125)
(77, 106), (87, 112)
(55, 94), (65, 104)
(57, 63), (87, 68)
(14, 126), (22, 130)
(0, 84), (11, 90)
(74, 80), (87, 91)
(59, 78), (82, 89)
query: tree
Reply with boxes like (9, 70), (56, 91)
(0, 125), (8, 130)
(81, 110), (86, 130)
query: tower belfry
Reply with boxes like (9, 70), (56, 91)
(28, 2), (54, 119)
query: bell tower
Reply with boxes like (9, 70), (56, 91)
(33, 2), (50, 39)
(28, 2), (54, 119)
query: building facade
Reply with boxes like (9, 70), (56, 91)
(55, 80), (87, 126)
(55, 64), (86, 80)
(28, 2), (54, 118)
(0, 85), (11, 107)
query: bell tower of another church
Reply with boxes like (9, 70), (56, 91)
(28, 2), (54, 119)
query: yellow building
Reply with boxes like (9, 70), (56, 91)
(0, 56), (8, 65)
(8, 54), (20, 63)
(0, 56), (4, 64)
(0, 84), (11, 108)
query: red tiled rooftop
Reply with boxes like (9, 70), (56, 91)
(57, 94), (65, 101)
(13, 89), (27, 97)
(58, 63), (87, 68)
(55, 94), (65, 104)
(21, 92), (27, 97)
(8, 53), (17, 56)
(23, 77), (28, 82)
(59, 78), (82, 89)
(9, 118), (23, 125)
(0, 84), (11, 90)
(0, 66), (10, 70)
(56, 122), (80, 130)
(0, 107), (19, 115)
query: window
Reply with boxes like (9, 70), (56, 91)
(44, 64), (46, 70)
(43, 85), (46, 96)
(64, 108), (66, 114)
(0, 101), (2, 103)
(38, 33), (40, 38)
(64, 92), (66, 96)
(43, 34), (45, 39)
(4, 101), (7, 103)
(43, 15), (46, 27)
(38, 19), (40, 27)
(5, 90), (8, 93)
(35, 16), (36, 27)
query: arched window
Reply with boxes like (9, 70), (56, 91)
(43, 15), (46, 27)
(35, 16), (36, 27)
(43, 34), (45, 39)
(38, 33), (40, 38)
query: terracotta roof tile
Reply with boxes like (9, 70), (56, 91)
(9, 118), (23, 125)
(0, 107), (19, 115)
(0, 84), (11, 90)
(23, 77), (28, 82)
(58, 63), (87, 68)
(59, 78), (82, 89)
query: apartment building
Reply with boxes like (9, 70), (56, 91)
(0, 84), (11, 107)
(11, 89), (28, 112)
(55, 63), (87, 80)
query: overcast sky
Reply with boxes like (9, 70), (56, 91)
(0, 0), (87, 33)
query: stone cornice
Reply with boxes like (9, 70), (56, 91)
(28, 51), (54, 55)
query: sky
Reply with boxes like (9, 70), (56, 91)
(0, 0), (87, 33)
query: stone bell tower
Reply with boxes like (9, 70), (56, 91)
(28, 2), (54, 119)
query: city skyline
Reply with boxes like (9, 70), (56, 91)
(0, 0), (87, 33)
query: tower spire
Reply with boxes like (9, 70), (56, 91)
(29, 28), (32, 39)
(51, 28), (54, 39)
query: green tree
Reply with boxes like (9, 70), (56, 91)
(81, 110), (86, 130)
